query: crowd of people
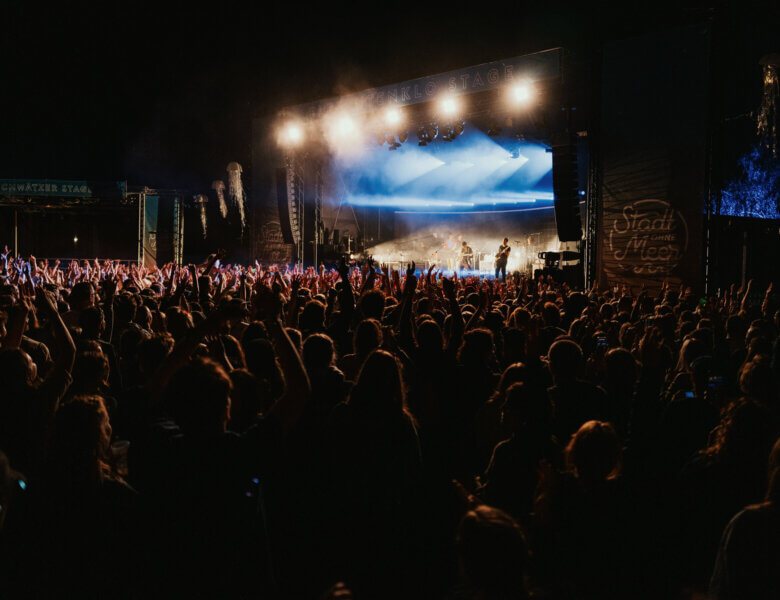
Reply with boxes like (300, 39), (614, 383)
(0, 248), (778, 599)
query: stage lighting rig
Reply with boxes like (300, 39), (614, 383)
(440, 119), (465, 142)
(385, 134), (401, 150)
(374, 106), (408, 150)
(417, 122), (438, 146)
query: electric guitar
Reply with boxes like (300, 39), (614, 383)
(495, 244), (511, 261)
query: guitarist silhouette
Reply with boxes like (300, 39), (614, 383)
(494, 237), (510, 281)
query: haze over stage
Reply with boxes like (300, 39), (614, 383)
(333, 126), (554, 212)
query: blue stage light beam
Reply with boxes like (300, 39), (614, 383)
(330, 123), (553, 212)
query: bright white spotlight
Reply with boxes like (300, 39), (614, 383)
(510, 81), (534, 105)
(439, 96), (459, 116)
(284, 123), (303, 145)
(335, 115), (356, 137)
(385, 107), (402, 126)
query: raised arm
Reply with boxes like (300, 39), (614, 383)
(442, 276), (464, 353)
(255, 285), (310, 435)
(1, 301), (30, 350)
(37, 287), (76, 374)
(398, 268), (417, 350)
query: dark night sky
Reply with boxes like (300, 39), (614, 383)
(0, 1), (775, 192)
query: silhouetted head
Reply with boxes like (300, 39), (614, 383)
(739, 356), (777, 406)
(50, 395), (112, 483)
(0, 349), (37, 393)
(566, 420), (622, 484)
(353, 318), (383, 358)
(417, 319), (443, 354)
(69, 282), (95, 311)
(71, 351), (109, 394)
(542, 302), (561, 328)
(501, 382), (552, 433)
(350, 350), (410, 421)
(300, 299), (326, 334)
(137, 333), (174, 381)
(167, 357), (232, 436)
(704, 399), (776, 469)
(458, 328), (495, 368)
(165, 307), (194, 341)
(457, 505), (527, 599)
(547, 339), (583, 383)
(244, 338), (284, 399)
(359, 289), (385, 321)
(303, 333), (336, 372)
(79, 307), (105, 339)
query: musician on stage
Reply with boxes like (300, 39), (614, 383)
(458, 240), (473, 272)
(495, 237), (510, 281)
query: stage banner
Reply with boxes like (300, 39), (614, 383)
(598, 23), (710, 291)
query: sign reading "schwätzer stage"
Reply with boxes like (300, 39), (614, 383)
(0, 180), (126, 198)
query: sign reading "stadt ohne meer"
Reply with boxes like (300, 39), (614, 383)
(0, 179), (127, 198)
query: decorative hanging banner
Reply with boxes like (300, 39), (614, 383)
(598, 24), (710, 290)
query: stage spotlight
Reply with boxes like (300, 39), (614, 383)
(440, 96), (459, 116)
(335, 115), (356, 137)
(279, 122), (304, 147)
(509, 81), (534, 105)
(385, 107), (402, 126)
(286, 123), (303, 144)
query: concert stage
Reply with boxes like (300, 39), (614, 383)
(252, 48), (587, 279)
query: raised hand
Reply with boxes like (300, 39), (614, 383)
(442, 276), (455, 298)
(102, 277), (117, 302)
(35, 286), (59, 317)
(253, 283), (283, 320)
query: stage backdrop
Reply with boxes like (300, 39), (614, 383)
(598, 23), (710, 291)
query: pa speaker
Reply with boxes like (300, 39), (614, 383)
(275, 167), (295, 244)
(552, 140), (583, 242)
